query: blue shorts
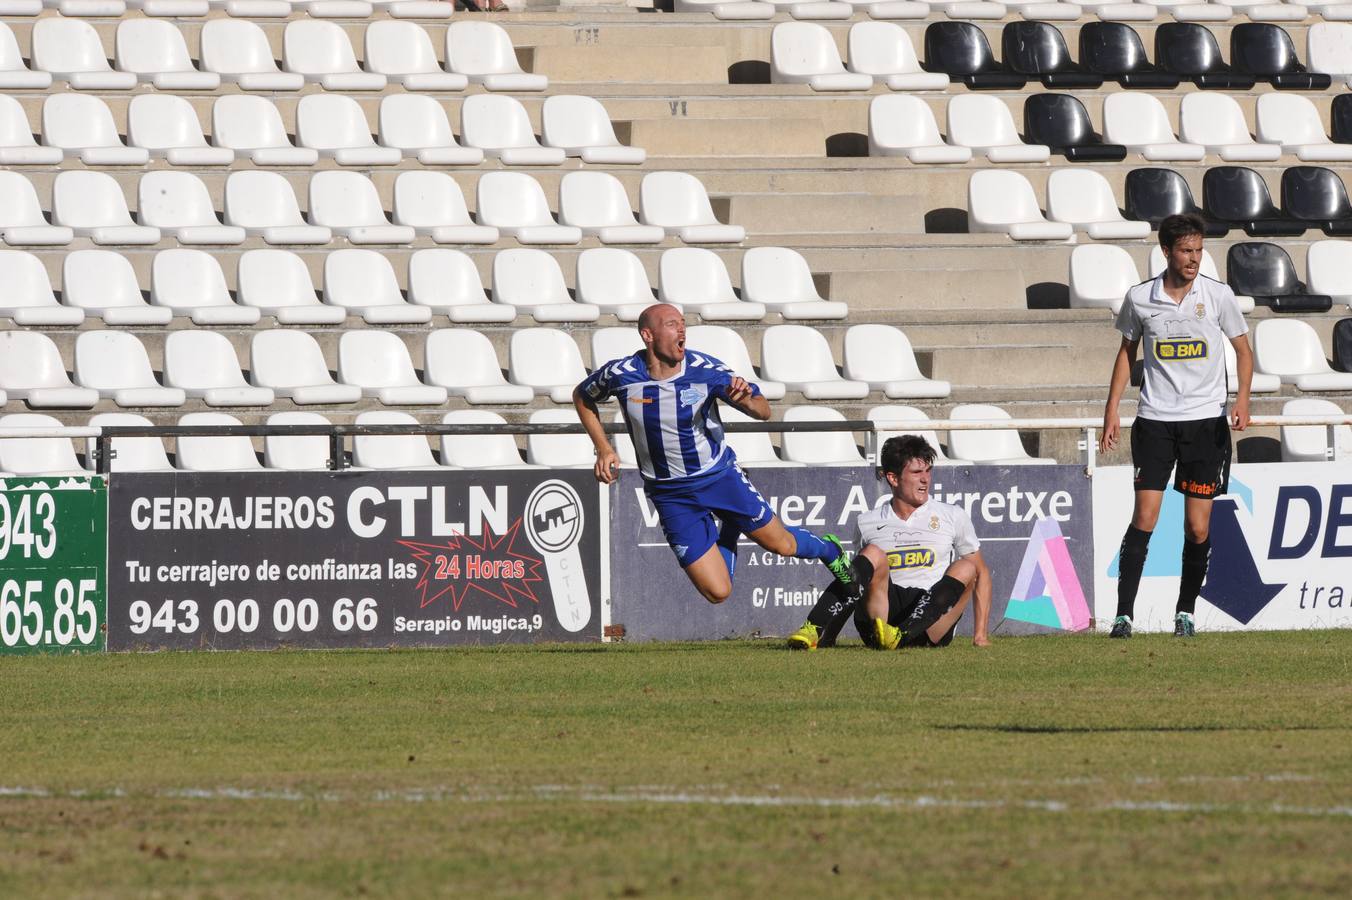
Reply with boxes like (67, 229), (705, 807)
(645, 463), (774, 568)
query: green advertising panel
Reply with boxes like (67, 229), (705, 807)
(0, 476), (107, 655)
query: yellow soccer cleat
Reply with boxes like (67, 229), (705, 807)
(872, 617), (901, 651)
(786, 622), (819, 651)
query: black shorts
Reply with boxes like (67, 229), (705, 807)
(1131, 415), (1231, 499)
(854, 583), (959, 649)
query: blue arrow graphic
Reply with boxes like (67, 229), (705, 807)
(1198, 497), (1285, 625)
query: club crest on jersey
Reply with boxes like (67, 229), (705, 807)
(887, 546), (936, 571)
(929, 515), (940, 531)
(1154, 338), (1207, 361)
(679, 387), (703, 408)
(1194, 302), (1206, 319)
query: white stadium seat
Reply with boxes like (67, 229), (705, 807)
(0, 331), (97, 407)
(137, 172), (245, 245)
(128, 95), (233, 166)
(847, 21), (949, 90)
(1307, 240), (1352, 307)
(590, 326), (642, 370)
(491, 249), (600, 323)
(264, 411), (333, 471)
(164, 331), (274, 407)
(1179, 93), (1281, 162)
(52, 172), (159, 246)
(377, 95), (482, 166)
(741, 247), (848, 319)
(762, 325), (870, 399)
(1280, 398), (1352, 462)
(338, 331), (448, 406)
(62, 250), (172, 325)
(296, 94), (402, 166)
(558, 171), (665, 244)
(0, 413), (86, 476)
(1224, 337), (1281, 394)
(542, 95), (646, 164)
(391, 171), (498, 244)
(424, 329), (534, 405)
(88, 412), (173, 473)
(283, 19), (386, 90)
(868, 405), (972, 465)
(947, 94), (1050, 163)
(770, 22), (873, 90)
(1102, 94), (1205, 162)
(525, 409), (592, 468)
(407, 248), (514, 323)
(947, 403), (1057, 465)
(1068, 244), (1139, 311)
(176, 412), (263, 472)
(460, 94), (565, 166)
(74, 330), (186, 407)
(718, 406), (801, 467)
(115, 18), (219, 90)
(224, 171), (331, 245)
(639, 172), (746, 244)
(0, 172), (71, 246)
(575, 248), (660, 321)
(364, 20), (468, 90)
(687, 324), (786, 400)
(842, 324), (951, 398)
(200, 19), (305, 91)
(445, 21), (547, 91)
(32, 17), (137, 89)
(1255, 94), (1352, 162)
(323, 248), (431, 324)
(658, 247), (766, 321)
(476, 172), (582, 245)
(508, 328), (589, 404)
(0, 23), (52, 89)
(237, 249), (346, 325)
(1046, 169), (1151, 240)
(0, 95), (61, 165)
(440, 410), (536, 469)
(1308, 22), (1352, 88)
(780, 406), (866, 465)
(212, 96), (318, 166)
(42, 95), (148, 165)
(150, 248), (259, 325)
(868, 94), (972, 164)
(249, 329), (361, 405)
(352, 411), (440, 470)
(307, 171), (415, 245)
(0, 251), (84, 325)
(968, 170), (1073, 242)
(1254, 319), (1352, 391)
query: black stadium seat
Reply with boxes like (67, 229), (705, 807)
(1227, 242), (1333, 313)
(1023, 93), (1126, 161)
(1332, 94), (1352, 144)
(1155, 23), (1256, 90)
(1203, 166), (1305, 237)
(1230, 23), (1331, 91)
(1124, 168), (1226, 235)
(1001, 21), (1103, 89)
(1079, 22), (1179, 89)
(1280, 167), (1352, 236)
(1333, 318), (1352, 372)
(924, 22), (1026, 90)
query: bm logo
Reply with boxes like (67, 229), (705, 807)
(1155, 338), (1208, 361)
(888, 547), (935, 571)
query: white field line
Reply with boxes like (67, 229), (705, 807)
(1, 780), (1349, 819)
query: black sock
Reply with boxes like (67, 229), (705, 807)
(1115, 525), (1152, 620)
(929, 575), (965, 612)
(850, 554), (874, 589)
(805, 580), (853, 630)
(1177, 537), (1211, 616)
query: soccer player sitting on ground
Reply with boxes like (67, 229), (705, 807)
(573, 303), (854, 604)
(788, 435), (991, 650)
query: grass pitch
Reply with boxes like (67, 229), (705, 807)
(3, 631), (1351, 898)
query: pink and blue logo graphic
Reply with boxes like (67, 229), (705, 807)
(1005, 517), (1091, 631)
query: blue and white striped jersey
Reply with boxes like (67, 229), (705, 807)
(578, 350), (761, 483)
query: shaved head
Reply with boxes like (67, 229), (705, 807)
(638, 303), (680, 334)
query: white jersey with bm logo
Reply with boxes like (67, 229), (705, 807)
(854, 498), (980, 591)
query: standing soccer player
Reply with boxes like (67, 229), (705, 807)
(1101, 213), (1252, 638)
(573, 303), (854, 605)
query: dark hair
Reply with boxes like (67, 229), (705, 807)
(879, 435), (935, 477)
(1158, 213), (1206, 250)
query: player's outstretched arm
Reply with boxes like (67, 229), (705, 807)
(1229, 334), (1253, 432)
(722, 376), (770, 421)
(1100, 337), (1139, 453)
(966, 550), (992, 647)
(573, 386), (619, 484)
